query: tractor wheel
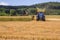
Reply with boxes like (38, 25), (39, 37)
(42, 16), (45, 21)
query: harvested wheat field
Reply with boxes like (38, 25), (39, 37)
(0, 16), (60, 40)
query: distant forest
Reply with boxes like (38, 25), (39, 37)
(0, 2), (60, 16)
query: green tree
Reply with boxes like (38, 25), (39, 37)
(0, 12), (8, 16)
(10, 9), (17, 16)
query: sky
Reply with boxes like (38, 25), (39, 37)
(0, 0), (60, 6)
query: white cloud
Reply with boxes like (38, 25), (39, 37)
(0, 2), (9, 5)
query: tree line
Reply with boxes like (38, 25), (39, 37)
(0, 2), (60, 16)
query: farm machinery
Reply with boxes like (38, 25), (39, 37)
(36, 7), (46, 21)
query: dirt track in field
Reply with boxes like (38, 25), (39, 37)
(0, 20), (60, 40)
(47, 18), (60, 21)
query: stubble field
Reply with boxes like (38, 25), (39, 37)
(0, 15), (60, 40)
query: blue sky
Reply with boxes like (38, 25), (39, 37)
(0, 0), (60, 6)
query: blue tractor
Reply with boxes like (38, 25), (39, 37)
(36, 12), (45, 21)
